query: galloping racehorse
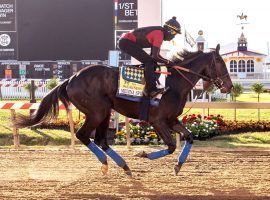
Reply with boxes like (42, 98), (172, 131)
(13, 44), (232, 176)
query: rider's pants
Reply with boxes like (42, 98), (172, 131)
(118, 38), (157, 95)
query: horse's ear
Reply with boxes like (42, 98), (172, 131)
(216, 44), (220, 54)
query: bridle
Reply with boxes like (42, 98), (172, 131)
(172, 52), (229, 89)
(208, 52), (230, 89)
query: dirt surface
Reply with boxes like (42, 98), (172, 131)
(0, 146), (269, 200)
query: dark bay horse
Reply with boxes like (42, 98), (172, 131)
(13, 44), (232, 176)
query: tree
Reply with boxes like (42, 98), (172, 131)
(47, 78), (58, 90)
(251, 82), (264, 102)
(23, 83), (38, 95)
(231, 83), (244, 102)
(231, 83), (243, 121)
(251, 82), (264, 121)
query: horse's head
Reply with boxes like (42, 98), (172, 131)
(171, 46), (232, 93)
(202, 44), (233, 93)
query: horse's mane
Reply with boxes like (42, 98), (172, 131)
(172, 49), (203, 64)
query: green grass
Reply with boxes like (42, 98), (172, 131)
(236, 92), (270, 102)
(194, 132), (270, 148)
(0, 122), (74, 146)
(0, 103), (81, 146)
(181, 108), (270, 121)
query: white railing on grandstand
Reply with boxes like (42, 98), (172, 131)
(0, 79), (60, 99)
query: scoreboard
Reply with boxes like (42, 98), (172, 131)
(0, 0), (138, 79)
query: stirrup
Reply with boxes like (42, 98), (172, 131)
(149, 87), (169, 98)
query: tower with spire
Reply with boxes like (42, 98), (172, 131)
(238, 32), (247, 51)
(237, 12), (248, 51)
(195, 30), (206, 51)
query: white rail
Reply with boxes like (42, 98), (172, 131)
(0, 79), (54, 99)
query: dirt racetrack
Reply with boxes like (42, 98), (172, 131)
(0, 146), (269, 200)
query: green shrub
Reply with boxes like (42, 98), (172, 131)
(23, 83), (38, 93)
(47, 78), (59, 90)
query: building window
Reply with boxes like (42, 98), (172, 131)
(247, 60), (254, 72)
(230, 60), (237, 72)
(238, 60), (246, 72)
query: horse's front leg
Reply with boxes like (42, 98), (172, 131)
(137, 121), (176, 160)
(171, 121), (193, 175)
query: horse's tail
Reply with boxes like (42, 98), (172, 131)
(13, 79), (70, 128)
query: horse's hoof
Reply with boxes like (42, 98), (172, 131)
(174, 164), (182, 176)
(101, 164), (108, 175)
(123, 164), (132, 177)
(125, 170), (133, 178)
(135, 151), (148, 158)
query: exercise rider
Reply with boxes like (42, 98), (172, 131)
(118, 16), (181, 98)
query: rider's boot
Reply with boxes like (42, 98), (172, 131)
(143, 61), (165, 98)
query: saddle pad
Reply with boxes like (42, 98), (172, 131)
(118, 66), (144, 97)
(117, 65), (168, 98)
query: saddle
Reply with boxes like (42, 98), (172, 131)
(116, 64), (169, 106)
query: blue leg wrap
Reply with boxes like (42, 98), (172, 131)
(106, 148), (126, 168)
(87, 143), (107, 164)
(147, 149), (170, 160)
(178, 142), (192, 164)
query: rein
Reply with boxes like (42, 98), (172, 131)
(171, 52), (229, 89)
(172, 65), (211, 87)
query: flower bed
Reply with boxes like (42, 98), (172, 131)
(116, 115), (270, 144)
(220, 120), (270, 134)
(181, 114), (224, 139)
(182, 114), (270, 139)
(115, 121), (164, 145)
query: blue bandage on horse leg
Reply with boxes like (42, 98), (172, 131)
(105, 148), (126, 168)
(147, 149), (170, 160)
(87, 142), (107, 164)
(178, 142), (192, 164)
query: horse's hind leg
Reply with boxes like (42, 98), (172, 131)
(76, 117), (108, 172)
(94, 114), (132, 177)
(137, 121), (176, 160)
